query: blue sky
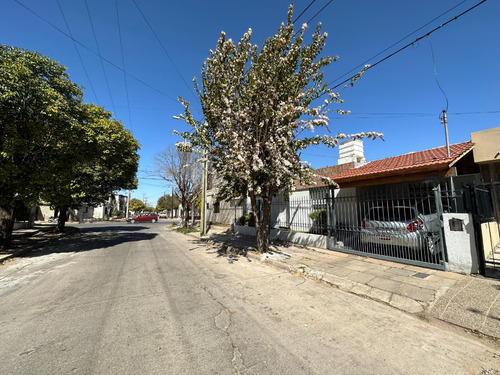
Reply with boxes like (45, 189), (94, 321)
(2, 0), (499, 207)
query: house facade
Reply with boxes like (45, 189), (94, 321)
(471, 127), (500, 275)
(37, 193), (129, 222)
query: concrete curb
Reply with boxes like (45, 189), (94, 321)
(172, 225), (500, 340)
(246, 250), (427, 314)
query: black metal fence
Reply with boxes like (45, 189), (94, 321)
(331, 186), (453, 268)
(269, 181), (466, 269)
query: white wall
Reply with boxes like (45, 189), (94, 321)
(233, 225), (328, 249)
(286, 190), (314, 231)
(443, 213), (479, 274)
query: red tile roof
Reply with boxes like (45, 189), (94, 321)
(294, 162), (355, 190)
(332, 141), (474, 182)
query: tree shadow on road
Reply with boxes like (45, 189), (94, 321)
(13, 224), (158, 258)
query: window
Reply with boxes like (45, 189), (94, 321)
(213, 202), (220, 214)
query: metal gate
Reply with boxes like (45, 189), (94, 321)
(327, 182), (448, 270)
(463, 183), (500, 278)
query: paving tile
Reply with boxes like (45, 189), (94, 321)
(344, 259), (372, 272)
(365, 267), (395, 279)
(396, 283), (435, 303)
(346, 270), (376, 284)
(324, 276), (356, 293)
(364, 263), (391, 273)
(402, 265), (437, 274)
(366, 288), (392, 304)
(389, 294), (424, 314)
(362, 257), (395, 268)
(436, 271), (466, 280)
(350, 284), (373, 297)
(421, 274), (459, 288)
(367, 277), (402, 293)
(322, 265), (352, 278)
(385, 267), (417, 277)
(385, 274), (428, 288)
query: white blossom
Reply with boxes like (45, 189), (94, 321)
(173, 4), (383, 253)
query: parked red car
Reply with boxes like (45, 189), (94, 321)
(127, 213), (159, 223)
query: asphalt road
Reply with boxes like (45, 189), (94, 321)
(0, 222), (498, 374)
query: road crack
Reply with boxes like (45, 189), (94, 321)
(203, 286), (245, 374)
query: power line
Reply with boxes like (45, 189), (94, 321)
(115, 0), (132, 127)
(303, 0), (334, 26)
(329, 0), (489, 91)
(329, 0), (469, 87)
(330, 110), (500, 119)
(13, 0), (180, 105)
(292, 0), (316, 24)
(56, 0), (100, 105)
(84, 0), (116, 115)
(132, 0), (197, 101)
(426, 36), (449, 112)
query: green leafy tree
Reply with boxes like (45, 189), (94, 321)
(156, 194), (180, 213)
(156, 197), (168, 212)
(0, 45), (82, 247)
(0, 45), (139, 245)
(175, 6), (381, 252)
(40, 103), (139, 232)
(129, 198), (146, 213)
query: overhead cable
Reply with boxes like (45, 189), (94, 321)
(329, 0), (489, 91)
(84, 0), (116, 115)
(13, 0), (180, 104)
(330, 0), (469, 87)
(303, 0), (334, 26)
(115, 0), (132, 127)
(292, 0), (317, 23)
(56, 0), (100, 104)
(132, 0), (198, 101)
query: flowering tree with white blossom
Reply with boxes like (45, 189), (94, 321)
(175, 5), (382, 253)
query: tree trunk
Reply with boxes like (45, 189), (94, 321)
(191, 199), (196, 226)
(250, 192), (273, 253)
(28, 204), (37, 229)
(0, 205), (15, 250)
(182, 200), (189, 228)
(56, 206), (68, 233)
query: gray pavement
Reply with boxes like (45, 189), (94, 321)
(4, 224), (500, 341)
(201, 225), (500, 340)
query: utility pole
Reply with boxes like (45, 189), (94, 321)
(440, 109), (456, 210)
(200, 149), (208, 236)
(440, 110), (450, 157)
(126, 190), (130, 220)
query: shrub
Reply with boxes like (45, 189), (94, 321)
(177, 226), (199, 234)
(238, 212), (256, 227)
(238, 215), (246, 225)
(246, 212), (256, 227)
(309, 209), (326, 234)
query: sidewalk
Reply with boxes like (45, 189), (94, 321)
(0, 226), (72, 264)
(201, 225), (500, 340)
(0, 228), (42, 263)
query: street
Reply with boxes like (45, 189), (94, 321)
(0, 223), (498, 374)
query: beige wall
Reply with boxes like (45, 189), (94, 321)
(471, 127), (500, 221)
(481, 221), (500, 260)
(471, 127), (500, 164)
